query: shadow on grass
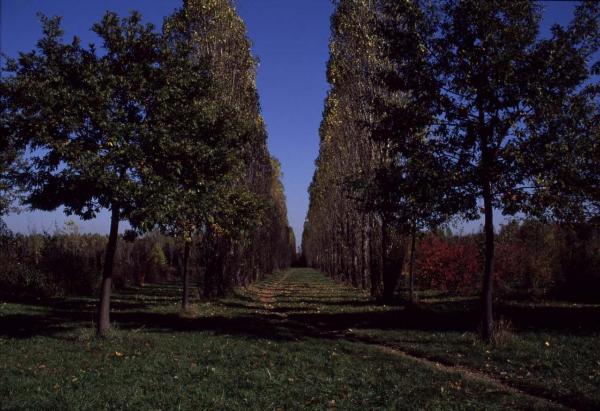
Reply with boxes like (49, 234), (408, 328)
(115, 282), (196, 301)
(273, 298), (374, 307)
(0, 309), (313, 341)
(2, 275), (600, 341)
(0, 294), (150, 311)
(3, 300), (598, 343)
(498, 303), (600, 333)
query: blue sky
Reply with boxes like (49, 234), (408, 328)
(0, 0), (581, 240)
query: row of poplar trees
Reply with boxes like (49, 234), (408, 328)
(1, 0), (295, 336)
(303, 0), (599, 340)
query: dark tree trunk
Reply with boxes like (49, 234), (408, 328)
(97, 206), (120, 337)
(181, 240), (191, 310)
(381, 221), (397, 304)
(203, 237), (227, 299)
(477, 94), (495, 342)
(369, 218), (382, 300)
(481, 179), (495, 341)
(409, 222), (417, 304)
(361, 215), (369, 290)
(203, 257), (216, 299)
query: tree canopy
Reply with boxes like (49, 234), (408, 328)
(3, 0), (295, 335)
(303, 0), (600, 340)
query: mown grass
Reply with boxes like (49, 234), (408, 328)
(349, 327), (600, 410)
(1, 268), (594, 410)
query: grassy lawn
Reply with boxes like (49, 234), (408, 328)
(1, 268), (595, 410)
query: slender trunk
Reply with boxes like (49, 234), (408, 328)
(477, 93), (495, 342)
(181, 240), (191, 310)
(481, 179), (495, 341)
(203, 231), (215, 299)
(204, 250), (215, 299)
(97, 206), (120, 337)
(361, 214), (369, 290)
(382, 222), (389, 296)
(409, 222), (417, 304)
(369, 217), (382, 299)
(381, 218), (396, 304)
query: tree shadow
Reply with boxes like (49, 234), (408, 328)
(288, 305), (478, 333)
(2, 280), (600, 342)
(272, 297), (373, 306)
(0, 294), (149, 311)
(0, 308), (313, 342)
(497, 303), (600, 333)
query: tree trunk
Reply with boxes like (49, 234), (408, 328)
(381, 219), (397, 304)
(369, 217), (382, 300)
(181, 239), (191, 310)
(409, 222), (417, 304)
(97, 206), (120, 337)
(361, 214), (369, 290)
(481, 180), (495, 341)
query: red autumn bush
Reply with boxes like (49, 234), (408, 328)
(416, 233), (481, 293)
(416, 221), (565, 297)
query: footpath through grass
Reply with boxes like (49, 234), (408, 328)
(1, 268), (597, 410)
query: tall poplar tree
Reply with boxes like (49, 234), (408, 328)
(305, 0), (395, 299)
(173, 0), (295, 298)
(134, 8), (248, 310)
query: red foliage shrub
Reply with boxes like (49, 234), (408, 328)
(415, 220), (567, 297)
(416, 233), (481, 293)
(494, 240), (526, 288)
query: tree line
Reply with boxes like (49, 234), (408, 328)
(302, 0), (599, 340)
(0, 0), (295, 337)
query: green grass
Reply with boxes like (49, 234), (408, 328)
(1, 268), (595, 410)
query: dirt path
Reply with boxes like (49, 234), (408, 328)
(246, 269), (571, 410)
(366, 343), (565, 408)
(248, 270), (292, 318)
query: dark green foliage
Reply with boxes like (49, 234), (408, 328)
(0, 265), (55, 299)
(0, 78), (23, 216)
(38, 234), (103, 295)
(6, 12), (160, 220)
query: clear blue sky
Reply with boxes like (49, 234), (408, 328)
(0, 0), (581, 240)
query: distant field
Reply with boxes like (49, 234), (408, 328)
(1, 268), (598, 410)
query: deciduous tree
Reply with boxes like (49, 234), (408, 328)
(6, 12), (161, 336)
